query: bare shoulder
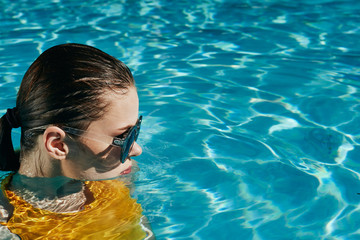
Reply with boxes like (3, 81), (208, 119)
(0, 199), (13, 222)
(0, 224), (20, 240)
(140, 215), (156, 240)
(0, 173), (14, 222)
(0, 188), (17, 239)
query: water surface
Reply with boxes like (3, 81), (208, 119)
(1, 0), (360, 239)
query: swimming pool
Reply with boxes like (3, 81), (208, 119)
(1, 0), (360, 239)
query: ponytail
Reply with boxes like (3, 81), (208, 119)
(0, 108), (21, 171)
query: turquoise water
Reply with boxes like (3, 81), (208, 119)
(1, 0), (360, 239)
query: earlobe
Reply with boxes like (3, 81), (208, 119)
(43, 126), (69, 160)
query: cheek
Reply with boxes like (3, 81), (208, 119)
(80, 138), (121, 162)
(81, 138), (107, 155)
(108, 147), (121, 159)
(97, 147), (121, 167)
(83, 143), (122, 167)
(62, 146), (121, 180)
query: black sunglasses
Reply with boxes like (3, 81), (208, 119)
(62, 116), (142, 163)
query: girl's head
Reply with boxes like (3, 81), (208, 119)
(0, 43), (142, 179)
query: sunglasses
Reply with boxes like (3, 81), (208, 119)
(61, 116), (142, 163)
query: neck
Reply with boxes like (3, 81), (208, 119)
(11, 173), (82, 197)
(12, 143), (90, 213)
(9, 173), (87, 213)
(18, 144), (61, 178)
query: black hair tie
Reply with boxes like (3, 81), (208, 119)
(4, 107), (21, 129)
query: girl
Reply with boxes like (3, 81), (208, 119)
(0, 43), (152, 239)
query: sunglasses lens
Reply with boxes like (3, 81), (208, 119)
(134, 128), (140, 141)
(120, 130), (136, 163)
(135, 117), (142, 141)
(119, 116), (142, 163)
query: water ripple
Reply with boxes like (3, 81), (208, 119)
(1, 0), (360, 239)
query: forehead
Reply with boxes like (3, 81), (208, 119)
(106, 87), (139, 119)
(87, 86), (139, 133)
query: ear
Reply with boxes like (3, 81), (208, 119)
(43, 126), (69, 160)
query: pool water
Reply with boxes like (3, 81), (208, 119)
(1, 0), (360, 239)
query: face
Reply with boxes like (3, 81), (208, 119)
(60, 86), (142, 180)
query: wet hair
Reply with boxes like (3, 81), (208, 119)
(0, 43), (135, 171)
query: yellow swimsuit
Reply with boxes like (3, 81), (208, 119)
(0, 176), (146, 240)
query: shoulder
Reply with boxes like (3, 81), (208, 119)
(0, 172), (14, 222)
(0, 224), (20, 240)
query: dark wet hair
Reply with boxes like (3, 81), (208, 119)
(0, 43), (135, 171)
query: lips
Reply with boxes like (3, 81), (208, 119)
(120, 166), (132, 175)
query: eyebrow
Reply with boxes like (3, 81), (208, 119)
(116, 123), (136, 131)
(117, 126), (132, 131)
(116, 118), (139, 131)
(115, 125), (133, 138)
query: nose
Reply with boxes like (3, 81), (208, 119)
(129, 142), (142, 157)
